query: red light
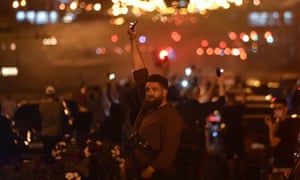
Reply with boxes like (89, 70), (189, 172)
(219, 41), (227, 49)
(171, 31), (181, 42)
(111, 35), (118, 43)
(228, 32), (237, 40)
(208, 114), (221, 122)
(158, 49), (169, 62)
(201, 40), (209, 47)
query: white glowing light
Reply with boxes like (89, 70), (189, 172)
(60, 0), (244, 18)
(12, 0), (20, 9)
(93, 3), (102, 11)
(181, 79), (189, 88)
(109, 73), (116, 80)
(185, 67), (192, 76)
(42, 36), (58, 46)
(231, 48), (240, 56)
(1, 67), (19, 77)
(70, 1), (78, 10)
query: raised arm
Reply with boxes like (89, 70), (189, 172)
(128, 22), (145, 71)
(201, 72), (226, 102)
(217, 74), (226, 97)
(127, 22), (149, 102)
(264, 116), (281, 147)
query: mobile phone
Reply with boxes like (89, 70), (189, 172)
(216, 67), (223, 77)
(129, 20), (138, 31)
(107, 73), (116, 80)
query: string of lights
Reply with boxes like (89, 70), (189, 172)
(9, 0), (254, 16)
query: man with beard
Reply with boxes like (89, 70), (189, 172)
(124, 23), (183, 180)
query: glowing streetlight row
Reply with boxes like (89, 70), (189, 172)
(57, 29), (274, 60)
(110, 0), (248, 16)
(196, 47), (247, 60)
(58, 1), (102, 12)
(11, 0), (262, 16)
(12, 0), (102, 12)
(11, 0), (269, 25)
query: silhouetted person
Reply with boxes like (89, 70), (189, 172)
(125, 22), (183, 180)
(1, 94), (17, 120)
(39, 86), (66, 162)
(89, 85), (106, 136)
(264, 98), (298, 179)
(0, 115), (20, 165)
(100, 103), (124, 145)
(221, 93), (245, 180)
(119, 78), (142, 143)
(175, 74), (225, 180)
(289, 82), (300, 114)
(73, 83), (92, 139)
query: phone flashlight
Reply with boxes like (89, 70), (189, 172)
(216, 68), (224, 77)
(129, 20), (138, 31)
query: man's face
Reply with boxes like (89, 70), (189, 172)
(144, 82), (165, 110)
(273, 103), (288, 121)
(80, 86), (87, 94)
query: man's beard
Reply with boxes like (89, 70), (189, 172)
(143, 95), (163, 111)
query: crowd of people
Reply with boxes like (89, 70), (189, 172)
(0, 23), (300, 180)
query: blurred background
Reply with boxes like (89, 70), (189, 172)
(0, 0), (300, 100)
(1, 1), (300, 179)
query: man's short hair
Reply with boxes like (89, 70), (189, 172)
(45, 85), (55, 95)
(146, 74), (169, 89)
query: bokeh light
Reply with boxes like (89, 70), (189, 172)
(201, 40), (209, 47)
(111, 35), (118, 43)
(196, 47), (204, 56)
(171, 31), (182, 42)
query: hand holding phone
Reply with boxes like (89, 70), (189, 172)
(129, 20), (138, 31)
(216, 67), (223, 77)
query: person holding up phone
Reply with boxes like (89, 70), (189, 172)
(125, 21), (184, 180)
(264, 98), (298, 179)
(174, 69), (226, 180)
